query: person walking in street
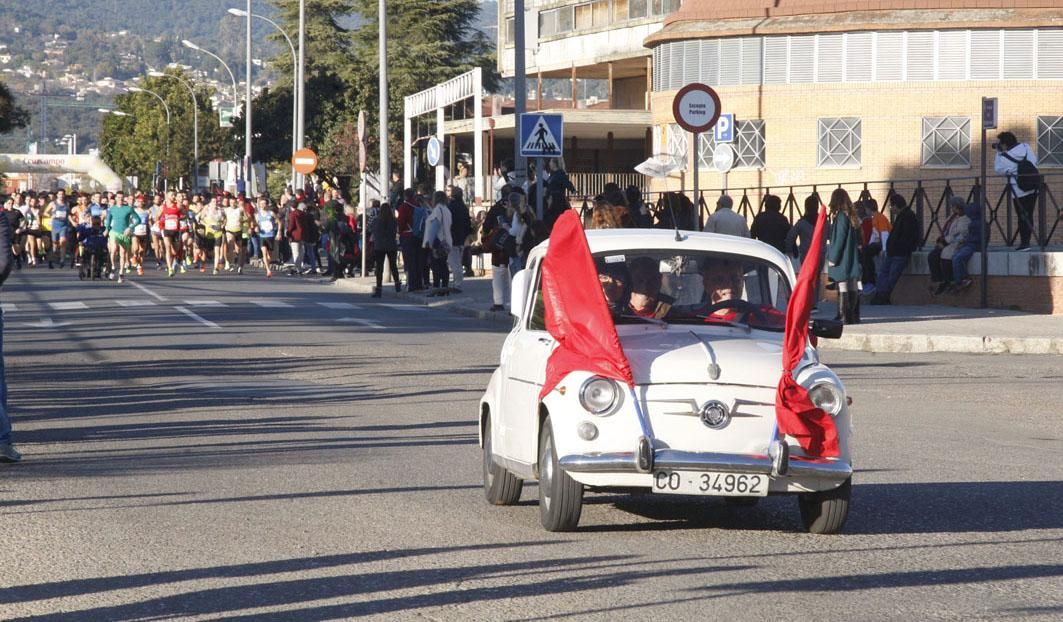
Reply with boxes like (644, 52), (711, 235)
(826, 188), (863, 324)
(424, 191), (454, 295)
(705, 195), (750, 237)
(872, 194), (921, 305)
(994, 131), (1040, 251)
(447, 186), (471, 294)
(370, 202), (401, 297)
(0, 208), (18, 462)
(750, 194), (790, 252)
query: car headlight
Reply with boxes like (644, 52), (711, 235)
(808, 382), (843, 416)
(579, 377), (619, 415)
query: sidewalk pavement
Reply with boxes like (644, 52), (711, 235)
(332, 275), (1063, 355)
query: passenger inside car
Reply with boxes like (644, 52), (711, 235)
(627, 256), (673, 319)
(597, 261), (630, 316)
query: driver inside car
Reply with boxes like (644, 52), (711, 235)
(597, 262), (630, 317)
(697, 257), (785, 328)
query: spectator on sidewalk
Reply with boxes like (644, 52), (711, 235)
(827, 189), (862, 324)
(447, 187), (472, 293)
(0, 205), (18, 462)
(786, 194), (820, 266)
(993, 131), (1040, 251)
(286, 201), (311, 275)
(483, 188), (512, 312)
(370, 202), (401, 298)
(750, 194), (790, 252)
(706, 195), (750, 238)
(872, 194), (921, 305)
(951, 202), (982, 292)
(397, 188), (423, 291)
(860, 198), (890, 288)
(928, 196), (969, 295)
(424, 191), (454, 294)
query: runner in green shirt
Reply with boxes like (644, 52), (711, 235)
(104, 191), (140, 283)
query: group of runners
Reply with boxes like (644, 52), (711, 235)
(2, 189), (285, 281)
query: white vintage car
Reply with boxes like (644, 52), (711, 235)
(479, 229), (853, 533)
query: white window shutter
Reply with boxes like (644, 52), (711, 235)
(1005, 30), (1035, 80)
(970, 30), (1001, 80)
(1038, 29), (1063, 79)
(741, 37), (763, 85)
(907, 32), (935, 81)
(876, 31), (904, 81)
(699, 39), (720, 86)
(845, 32), (873, 82)
(790, 35), (815, 84)
(938, 30), (967, 80)
(763, 37), (788, 84)
(719, 38), (741, 86)
(816, 34), (843, 83)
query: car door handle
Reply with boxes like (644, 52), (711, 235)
(537, 337), (553, 345)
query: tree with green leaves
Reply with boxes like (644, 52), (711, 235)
(0, 81), (30, 136)
(99, 69), (233, 191)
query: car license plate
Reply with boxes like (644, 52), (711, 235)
(652, 470), (768, 497)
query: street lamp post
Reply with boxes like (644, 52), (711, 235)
(181, 39), (240, 107)
(296, 0), (306, 190)
(228, 6), (298, 190)
(148, 71), (199, 192)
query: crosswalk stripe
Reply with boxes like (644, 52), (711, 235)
(380, 304), (428, 312)
(49, 301), (89, 311)
(1, 303), (17, 313)
(318, 302), (360, 310)
(249, 299), (293, 308)
(117, 300), (158, 307)
(183, 300), (227, 307)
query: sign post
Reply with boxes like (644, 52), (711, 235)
(980, 97), (997, 309)
(358, 110), (368, 279)
(519, 112), (564, 220)
(672, 84), (721, 230)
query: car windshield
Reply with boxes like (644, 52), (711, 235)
(593, 249), (792, 332)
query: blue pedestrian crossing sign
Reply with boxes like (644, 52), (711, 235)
(520, 113), (564, 158)
(426, 136), (442, 167)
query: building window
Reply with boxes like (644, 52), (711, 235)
(697, 121), (766, 170)
(538, 10), (557, 38)
(818, 118), (862, 168)
(667, 123), (688, 171)
(922, 117), (971, 168)
(735, 120), (766, 168)
(505, 18), (515, 45)
(1038, 115), (1063, 167)
(629, 0), (648, 19)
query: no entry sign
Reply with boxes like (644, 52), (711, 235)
(672, 83), (722, 134)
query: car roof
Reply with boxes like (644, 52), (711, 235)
(529, 228), (796, 278)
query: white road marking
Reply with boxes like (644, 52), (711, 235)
(318, 302), (360, 310)
(184, 299), (227, 307)
(22, 318), (70, 328)
(49, 301), (88, 311)
(380, 304), (428, 312)
(174, 306), (221, 329)
(337, 317), (384, 329)
(1, 303), (17, 313)
(117, 300), (158, 307)
(249, 299), (293, 308)
(129, 280), (168, 302)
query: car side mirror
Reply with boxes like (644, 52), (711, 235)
(510, 269), (530, 317)
(810, 318), (844, 339)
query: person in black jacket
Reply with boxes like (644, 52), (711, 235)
(447, 187), (472, 293)
(750, 194), (791, 253)
(0, 210), (18, 462)
(872, 194), (920, 305)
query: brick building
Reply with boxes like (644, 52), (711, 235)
(644, 1), (1063, 198)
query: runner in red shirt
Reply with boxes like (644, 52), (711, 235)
(159, 192), (184, 277)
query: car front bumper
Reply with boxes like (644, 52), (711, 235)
(559, 448), (852, 484)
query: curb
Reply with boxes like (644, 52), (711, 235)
(328, 279), (1060, 355)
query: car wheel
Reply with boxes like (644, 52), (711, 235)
(538, 416), (583, 532)
(482, 415), (522, 505)
(798, 477), (851, 534)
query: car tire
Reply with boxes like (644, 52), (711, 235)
(482, 415), (522, 506)
(538, 417), (583, 532)
(798, 477), (851, 534)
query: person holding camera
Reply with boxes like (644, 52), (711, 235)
(993, 131), (1040, 252)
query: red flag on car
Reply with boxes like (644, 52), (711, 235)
(538, 210), (634, 400)
(775, 206), (841, 458)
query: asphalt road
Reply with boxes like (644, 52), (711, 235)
(1, 267), (1061, 621)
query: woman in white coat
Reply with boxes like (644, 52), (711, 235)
(423, 190), (453, 294)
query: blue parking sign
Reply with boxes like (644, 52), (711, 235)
(714, 113), (735, 143)
(520, 113), (564, 158)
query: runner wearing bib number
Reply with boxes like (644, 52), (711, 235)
(104, 192), (138, 283)
(132, 197), (150, 275)
(49, 190), (72, 268)
(255, 197), (277, 278)
(160, 196), (183, 277)
(222, 201), (246, 272)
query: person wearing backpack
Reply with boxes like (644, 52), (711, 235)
(397, 188), (424, 291)
(994, 131), (1040, 251)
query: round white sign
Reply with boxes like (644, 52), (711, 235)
(672, 83), (722, 134)
(712, 144), (735, 173)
